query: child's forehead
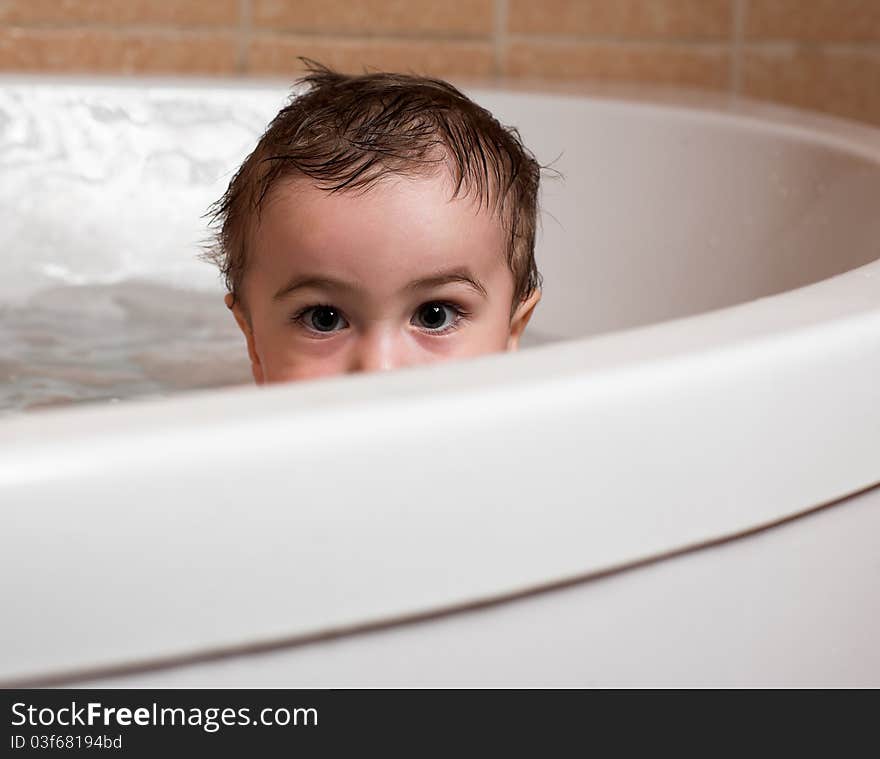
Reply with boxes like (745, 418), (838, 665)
(259, 172), (502, 250)
(263, 166), (492, 215)
(251, 171), (509, 290)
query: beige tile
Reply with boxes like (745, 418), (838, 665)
(746, 0), (880, 42)
(0, 0), (239, 27)
(506, 41), (730, 89)
(248, 35), (495, 79)
(0, 27), (238, 74)
(509, 0), (732, 39)
(742, 46), (880, 125)
(252, 0), (493, 37)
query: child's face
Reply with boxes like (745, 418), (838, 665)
(226, 171), (540, 383)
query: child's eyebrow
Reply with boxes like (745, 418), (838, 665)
(274, 267), (488, 301)
(405, 268), (488, 298)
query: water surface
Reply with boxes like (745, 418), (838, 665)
(0, 281), (251, 415)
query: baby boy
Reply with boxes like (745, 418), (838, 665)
(204, 58), (544, 383)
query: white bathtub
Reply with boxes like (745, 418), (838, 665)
(1, 75), (879, 687)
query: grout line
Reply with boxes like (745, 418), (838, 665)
(493, 0), (508, 83)
(238, 0), (251, 75)
(227, 31), (736, 51)
(0, 22), (490, 43)
(247, 29), (493, 43)
(504, 32), (734, 46)
(730, 0), (746, 96)
(743, 40), (880, 54)
(0, 22), (242, 33)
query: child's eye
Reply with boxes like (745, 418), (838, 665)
(292, 302), (468, 336)
(294, 305), (349, 333)
(411, 302), (467, 335)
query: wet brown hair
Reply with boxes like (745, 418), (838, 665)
(202, 58), (553, 319)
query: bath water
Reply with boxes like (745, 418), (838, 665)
(0, 280), (252, 415)
(0, 280), (556, 415)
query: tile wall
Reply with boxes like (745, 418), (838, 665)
(1, 1), (879, 124)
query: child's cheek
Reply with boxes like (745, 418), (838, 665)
(260, 338), (349, 383)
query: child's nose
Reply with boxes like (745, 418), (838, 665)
(349, 327), (404, 374)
